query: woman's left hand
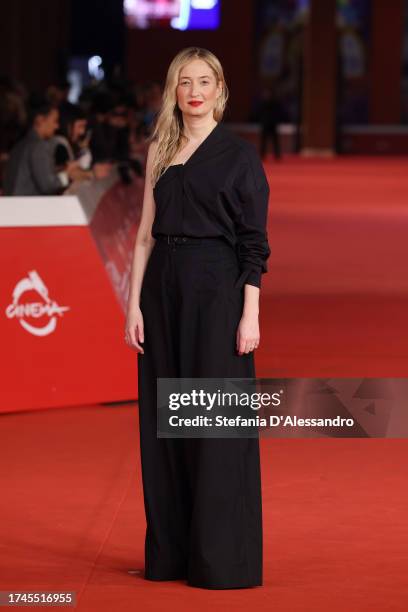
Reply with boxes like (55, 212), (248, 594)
(236, 314), (260, 355)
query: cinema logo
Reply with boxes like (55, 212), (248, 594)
(5, 270), (70, 337)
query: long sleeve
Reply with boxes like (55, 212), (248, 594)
(29, 140), (65, 195)
(231, 144), (271, 289)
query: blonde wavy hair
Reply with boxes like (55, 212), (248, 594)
(149, 47), (229, 186)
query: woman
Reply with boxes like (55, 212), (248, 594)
(125, 47), (271, 589)
(53, 105), (92, 172)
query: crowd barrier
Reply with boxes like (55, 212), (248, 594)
(1, 167), (144, 413)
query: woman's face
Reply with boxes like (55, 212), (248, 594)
(70, 118), (87, 143)
(176, 59), (221, 119)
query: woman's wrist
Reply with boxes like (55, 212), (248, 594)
(242, 308), (259, 320)
(243, 284), (260, 317)
(127, 293), (141, 313)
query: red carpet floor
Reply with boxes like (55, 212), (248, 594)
(2, 156), (408, 610)
(257, 155), (408, 377)
(1, 406), (408, 611)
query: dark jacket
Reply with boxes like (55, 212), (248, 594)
(152, 121), (271, 289)
(3, 129), (65, 196)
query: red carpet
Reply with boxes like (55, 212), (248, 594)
(2, 156), (408, 610)
(257, 155), (408, 377)
(1, 406), (408, 610)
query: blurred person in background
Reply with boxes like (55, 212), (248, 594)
(3, 97), (78, 196)
(108, 96), (143, 181)
(89, 93), (142, 182)
(46, 79), (76, 118)
(129, 81), (148, 136)
(126, 81), (156, 166)
(0, 77), (28, 191)
(258, 84), (284, 161)
(89, 94), (129, 161)
(0, 76), (27, 155)
(88, 91), (116, 163)
(107, 97), (131, 162)
(53, 104), (92, 170)
(53, 104), (112, 182)
(141, 80), (162, 134)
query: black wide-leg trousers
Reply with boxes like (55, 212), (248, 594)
(137, 236), (263, 589)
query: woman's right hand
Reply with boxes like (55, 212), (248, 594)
(125, 306), (145, 353)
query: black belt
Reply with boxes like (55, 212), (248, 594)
(154, 234), (248, 288)
(155, 234), (227, 245)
